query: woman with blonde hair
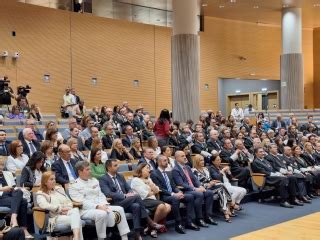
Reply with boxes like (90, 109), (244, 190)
(67, 138), (87, 162)
(129, 137), (142, 159)
(192, 154), (232, 223)
(110, 139), (134, 161)
(131, 163), (170, 238)
(37, 171), (83, 240)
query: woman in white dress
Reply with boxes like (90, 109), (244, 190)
(36, 171), (83, 240)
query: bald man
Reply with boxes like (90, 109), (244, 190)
(51, 144), (78, 187)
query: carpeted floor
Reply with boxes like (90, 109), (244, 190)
(155, 198), (320, 240)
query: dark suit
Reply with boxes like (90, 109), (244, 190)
(51, 158), (78, 186)
(172, 164), (213, 219)
(138, 157), (157, 171)
(99, 173), (148, 230)
(151, 169), (196, 225)
(207, 139), (222, 153)
(18, 130), (43, 142)
(313, 151), (320, 165)
(220, 149), (250, 188)
(266, 154), (300, 198)
(21, 139), (40, 157)
(271, 120), (286, 131)
(122, 135), (133, 148)
(102, 135), (118, 149)
(0, 141), (10, 156)
(251, 157), (290, 201)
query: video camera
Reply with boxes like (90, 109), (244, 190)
(17, 85), (31, 97)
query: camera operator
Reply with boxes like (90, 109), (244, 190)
(16, 85), (32, 114)
(0, 76), (15, 106)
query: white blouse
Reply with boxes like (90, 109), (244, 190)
(131, 177), (158, 200)
(87, 150), (108, 163)
(6, 154), (29, 173)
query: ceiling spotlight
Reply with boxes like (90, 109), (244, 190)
(253, 6), (259, 9)
(249, 73), (256, 76)
(202, 3), (208, 7)
(283, 4), (289, 8)
(219, 5), (225, 8)
(314, 3), (320, 7)
(230, 0), (236, 3)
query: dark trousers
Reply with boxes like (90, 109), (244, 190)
(115, 195), (148, 231)
(203, 190), (214, 218)
(186, 191), (204, 219)
(233, 167), (250, 188)
(266, 176), (289, 202)
(162, 193), (195, 226)
(3, 227), (25, 240)
(286, 175), (298, 200)
(0, 189), (28, 227)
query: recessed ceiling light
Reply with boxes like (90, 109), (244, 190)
(314, 3), (320, 7)
(219, 5), (225, 8)
(283, 4), (289, 8)
(253, 6), (259, 9)
(250, 73), (256, 76)
(230, 0), (236, 3)
(202, 3), (208, 7)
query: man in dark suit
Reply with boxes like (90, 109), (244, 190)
(21, 128), (40, 157)
(271, 114), (286, 132)
(172, 151), (216, 227)
(0, 130), (10, 156)
(121, 112), (141, 133)
(265, 144), (303, 206)
(138, 148), (157, 171)
(242, 117), (251, 133)
(102, 122), (118, 149)
(244, 129), (257, 150)
(252, 147), (294, 208)
(313, 142), (320, 165)
(99, 159), (147, 239)
(207, 129), (222, 153)
(51, 144), (78, 186)
(151, 155), (200, 234)
(122, 125), (135, 148)
(191, 133), (211, 164)
(18, 119), (43, 142)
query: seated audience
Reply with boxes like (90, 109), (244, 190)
(36, 171), (83, 239)
(68, 161), (130, 240)
(20, 151), (46, 188)
(43, 121), (63, 142)
(0, 158), (32, 238)
(84, 127), (99, 150)
(51, 144), (78, 187)
(129, 137), (142, 159)
(122, 125), (135, 148)
(192, 154), (232, 223)
(67, 138), (87, 162)
(101, 122), (118, 149)
(6, 140), (29, 173)
(90, 148), (106, 180)
(79, 118), (95, 142)
(100, 159), (162, 240)
(18, 119), (43, 142)
(131, 163), (171, 238)
(28, 103), (42, 121)
(87, 137), (108, 163)
(252, 147), (295, 208)
(142, 120), (155, 141)
(40, 140), (58, 169)
(21, 128), (41, 157)
(151, 155), (204, 233)
(148, 136), (161, 156)
(110, 139), (134, 162)
(172, 151), (214, 227)
(45, 127), (63, 154)
(161, 146), (175, 171)
(0, 130), (10, 156)
(62, 118), (78, 140)
(8, 105), (24, 119)
(138, 148), (158, 171)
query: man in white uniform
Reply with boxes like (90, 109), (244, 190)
(69, 161), (130, 240)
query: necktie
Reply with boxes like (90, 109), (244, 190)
(162, 171), (172, 192)
(29, 142), (36, 154)
(182, 166), (194, 187)
(113, 177), (123, 195)
(67, 162), (77, 179)
(0, 145), (6, 155)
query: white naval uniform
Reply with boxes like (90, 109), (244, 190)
(68, 177), (130, 239)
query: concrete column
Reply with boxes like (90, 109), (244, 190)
(172, 0), (200, 122)
(281, 8), (304, 109)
